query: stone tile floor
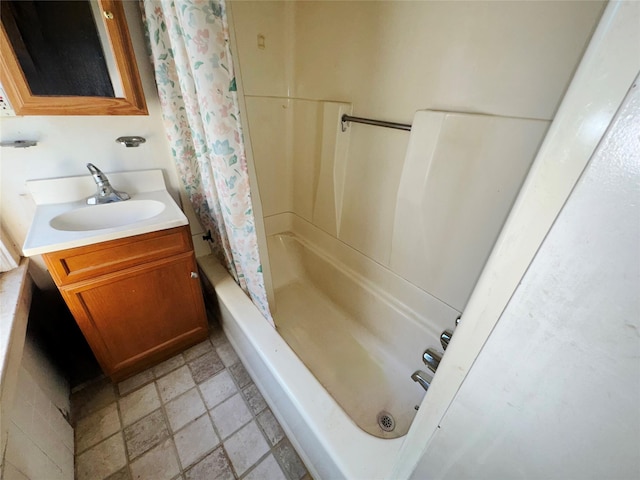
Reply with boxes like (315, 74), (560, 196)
(70, 322), (311, 480)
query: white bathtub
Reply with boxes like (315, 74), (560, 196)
(198, 217), (459, 478)
(269, 232), (436, 439)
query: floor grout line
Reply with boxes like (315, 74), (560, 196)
(71, 326), (309, 480)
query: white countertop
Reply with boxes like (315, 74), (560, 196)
(22, 169), (188, 256)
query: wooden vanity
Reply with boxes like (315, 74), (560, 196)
(42, 225), (208, 382)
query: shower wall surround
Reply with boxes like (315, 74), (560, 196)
(229, 0), (605, 311)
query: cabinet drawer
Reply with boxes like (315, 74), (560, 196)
(43, 226), (193, 286)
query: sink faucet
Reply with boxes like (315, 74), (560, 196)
(86, 163), (130, 204)
(411, 370), (431, 392)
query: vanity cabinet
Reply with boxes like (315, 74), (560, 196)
(43, 226), (208, 382)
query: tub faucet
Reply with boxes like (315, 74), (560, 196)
(411, 370), (431, 392)
(422, 348), (442, 373)
(440, 330), (453, 350)
(86, 163), (130, 204)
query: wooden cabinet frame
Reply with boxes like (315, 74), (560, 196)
(0, 0), (147, 115)
(43, 227), (208, 382)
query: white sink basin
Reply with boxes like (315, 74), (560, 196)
(22, 170), (189, 256)
(49, 200), (165, 232)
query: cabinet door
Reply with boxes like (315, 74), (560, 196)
(60, 251), (208, 381)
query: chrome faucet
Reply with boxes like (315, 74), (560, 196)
(86, 163), (130, 204)
(411, 370), (431, 392)
(440, 330), (453, 350)
(422, 348), (442, 373)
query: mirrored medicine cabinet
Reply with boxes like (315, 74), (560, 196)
(0, 0), (147, 115)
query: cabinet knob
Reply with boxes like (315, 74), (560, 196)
(190, 272), (199, 279)
(103, 11), (114, 20)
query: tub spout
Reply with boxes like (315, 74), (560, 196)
(411, 370), (431, 392)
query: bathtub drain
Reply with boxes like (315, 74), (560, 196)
(377, 411), (396, 432)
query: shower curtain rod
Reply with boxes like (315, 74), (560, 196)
(341, 114), (412, 132)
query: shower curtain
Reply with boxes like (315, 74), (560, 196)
(141, 0), (273, 325)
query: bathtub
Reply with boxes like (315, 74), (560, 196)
(198, 217), (459, 479)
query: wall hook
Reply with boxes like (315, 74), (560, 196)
(116, 136), (146, 147)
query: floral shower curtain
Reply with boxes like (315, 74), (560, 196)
(141, 0), (273, 324)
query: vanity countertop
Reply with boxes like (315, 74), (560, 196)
(22, 169), (188, 256)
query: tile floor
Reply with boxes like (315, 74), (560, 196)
(70, 322), (311, 480)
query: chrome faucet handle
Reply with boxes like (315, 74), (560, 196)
(86, 163), (130, 204)
(440, 330), (453, 350)
(87, 162), (108, 185)
(422, 348), (442, 373)
(438, 316), (461, 351)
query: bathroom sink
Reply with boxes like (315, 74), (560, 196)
(22, 169), (189, 256)
(49, 199), (165, 231)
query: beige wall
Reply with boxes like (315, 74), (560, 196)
(292, 1), (603, 120)
(230, 0), (604, 310)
